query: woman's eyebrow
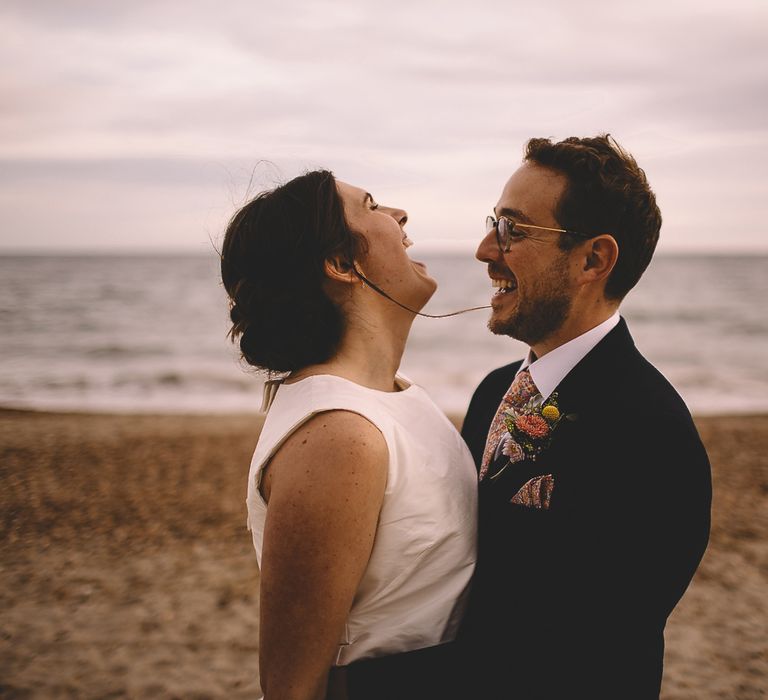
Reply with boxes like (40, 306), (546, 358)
(363, 192), (373, 206)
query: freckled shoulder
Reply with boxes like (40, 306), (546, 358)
(261, 410), (389, 502)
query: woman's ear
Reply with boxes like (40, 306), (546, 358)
(324, 256), (359, 285)
(581, 234), (619, 284)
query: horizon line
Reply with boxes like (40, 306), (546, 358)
(1, 246), (767, 258)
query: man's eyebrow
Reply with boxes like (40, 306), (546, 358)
(494, 206), (535, 224)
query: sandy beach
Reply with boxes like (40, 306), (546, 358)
(1, 409), (766, 699)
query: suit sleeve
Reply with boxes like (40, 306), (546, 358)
(552, 409), (712, 693)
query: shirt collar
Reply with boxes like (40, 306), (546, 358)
(519, 311), (621, 400)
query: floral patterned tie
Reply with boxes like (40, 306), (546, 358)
(479, 368), (539, 481)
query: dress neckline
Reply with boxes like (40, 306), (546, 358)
(261, 373), (415, 412)
(281, 373), (414, 395)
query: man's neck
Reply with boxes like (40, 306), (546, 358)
(531, 307), (619, 358)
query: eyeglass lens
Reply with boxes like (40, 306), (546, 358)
(486, 215), (512, 251)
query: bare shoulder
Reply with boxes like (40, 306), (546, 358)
(260, 410), (388, 502)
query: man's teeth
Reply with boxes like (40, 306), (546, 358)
(491, 279), (515, 290)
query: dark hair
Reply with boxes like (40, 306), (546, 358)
(524, 134), (662, 300)
(220, 169), (367, 372)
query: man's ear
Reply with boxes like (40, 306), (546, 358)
(581, 235), (619, 284)
(324, 256), (359, 285)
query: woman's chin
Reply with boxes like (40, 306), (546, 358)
(418, 276), (439, 309)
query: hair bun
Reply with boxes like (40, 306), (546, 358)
(237, 293), (343, 372)
(220, 169), (367, 374)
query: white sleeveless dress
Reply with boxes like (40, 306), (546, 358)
(245, 374), (478, 666)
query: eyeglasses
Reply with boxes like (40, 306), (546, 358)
(486, 215), (594, 253)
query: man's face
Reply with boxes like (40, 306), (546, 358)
(476, 162), (578, 346)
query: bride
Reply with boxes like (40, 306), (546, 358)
(220, 170), (477, 700)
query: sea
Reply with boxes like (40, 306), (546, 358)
(0, 253), (766, 417)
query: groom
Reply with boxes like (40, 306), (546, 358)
(459, 135), (712, 698)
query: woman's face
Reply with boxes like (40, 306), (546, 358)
(336, 180), (437, 311)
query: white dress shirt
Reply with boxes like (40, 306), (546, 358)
(519, 312), (621, 401)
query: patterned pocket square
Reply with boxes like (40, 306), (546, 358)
(510, 474), (555, 510)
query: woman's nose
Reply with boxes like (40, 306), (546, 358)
(385, 206), (408, 227)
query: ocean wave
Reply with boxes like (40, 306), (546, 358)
(85, 345), (169, 359)
(1, 253), (766, 416)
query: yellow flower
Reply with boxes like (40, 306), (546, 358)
(541, 405), (560, 422)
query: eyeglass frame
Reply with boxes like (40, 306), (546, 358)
(486, 214), (597, 253)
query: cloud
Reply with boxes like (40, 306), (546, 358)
(0, 0), (766, 251)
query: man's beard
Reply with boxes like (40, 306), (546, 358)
(489, 256), (573, 346)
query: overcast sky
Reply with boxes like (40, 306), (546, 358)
(1, 0), (766, 253)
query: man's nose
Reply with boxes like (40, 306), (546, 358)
(476, 228), (500, 263)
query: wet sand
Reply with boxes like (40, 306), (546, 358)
(1, 410), (766, 699)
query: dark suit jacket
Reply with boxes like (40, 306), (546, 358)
(459, 318), (712, 699)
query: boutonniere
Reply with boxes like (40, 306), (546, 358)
(490, 393), (577, 481)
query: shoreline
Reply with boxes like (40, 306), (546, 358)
(1, 410), (766, 698)
(3, 405), (768, 421)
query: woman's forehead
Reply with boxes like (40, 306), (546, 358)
(336, 180), (368, 202)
